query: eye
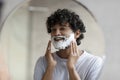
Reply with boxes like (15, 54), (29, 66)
(51, 28), (56, 32)
(60, 27), (66, 31)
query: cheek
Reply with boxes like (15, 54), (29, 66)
(50, 33), (54, 37)
(74, 34), (78, 39)
(74, 32), (81, 39)
(64, 31), (73, 37)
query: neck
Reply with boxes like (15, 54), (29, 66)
(56, 47), (83, 59)
(56, 48), (70, 59)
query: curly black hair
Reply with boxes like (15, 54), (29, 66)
(46, 9), (86, 45)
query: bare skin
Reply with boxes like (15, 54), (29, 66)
(42, 23), (82, 80)
(42, 41), (56, 80)
(67, 41), (82, 80)
(42, 41), (83, 80)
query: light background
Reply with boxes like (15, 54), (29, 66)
(1, 0), (120, 80)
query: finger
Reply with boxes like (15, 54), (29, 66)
(71, 41), (75, 56)
(46, 40), (51, 53)
(74, 41), (79, 56)
(73, 41), (76, 56)
(70, 41), (73, 56)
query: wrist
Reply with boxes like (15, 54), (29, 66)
(48, 62), (56, 67)
(48, 63), (56, 67)
(47, 65), (56, 71)
(67, 63), (75, 70)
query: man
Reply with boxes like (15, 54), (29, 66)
(34, 9), (103, 80)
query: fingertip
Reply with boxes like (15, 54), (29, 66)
(47, 40), (51, 50)
(49, 40), (51, 43)
(48, 40), (52, 45)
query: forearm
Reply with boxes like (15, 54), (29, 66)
(42, 65), (55, 80)
(67, 64), (81, 80)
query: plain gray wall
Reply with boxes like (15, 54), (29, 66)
(80, 0), (120, 79)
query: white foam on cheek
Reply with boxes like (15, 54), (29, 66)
(51, 33), (75, 50)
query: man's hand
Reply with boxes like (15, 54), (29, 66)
(45, 40), (57, 67)
(67, 41), (80, 68)
(67, 41), (81, 80)
(42, 40), (57, 80)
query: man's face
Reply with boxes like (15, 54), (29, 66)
(51, 23), (75, 50)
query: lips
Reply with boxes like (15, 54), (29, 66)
(54, 37), (65, 41)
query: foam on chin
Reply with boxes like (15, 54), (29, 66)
(51, 33), (75, 50)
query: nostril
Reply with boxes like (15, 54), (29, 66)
(55, 30), (61, 36)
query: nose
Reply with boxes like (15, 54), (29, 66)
(51, 28), (61, 36)
(54, 29), (61, 36)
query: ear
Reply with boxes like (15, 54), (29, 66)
(74, 30), (81, 39)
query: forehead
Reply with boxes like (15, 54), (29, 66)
(51, 22), (70, 28)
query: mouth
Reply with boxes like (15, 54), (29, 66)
(54, 37), (65, 41)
